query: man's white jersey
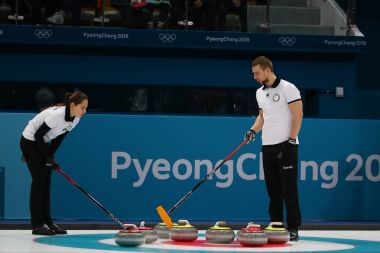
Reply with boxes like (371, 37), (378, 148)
(256, 78), (301, 145)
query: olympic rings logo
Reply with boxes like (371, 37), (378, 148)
(34, 29), (53, 39)
(278, 36), (296, 46)
(159, 33), (176, 43)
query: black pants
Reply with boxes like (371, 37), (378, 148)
(262, 141), (301, 229)
(20, 136), (53, 228)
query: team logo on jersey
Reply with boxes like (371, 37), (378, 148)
(273, 94), (280, 102)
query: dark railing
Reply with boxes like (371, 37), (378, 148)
(5, 0), (24, 24)
(260, 0), (271, 32)
(0, 167), (4, 219)
(345, 0), (357, 35)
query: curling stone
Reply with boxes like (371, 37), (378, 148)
(169, 220), (198, 242)
(154, 222), (177, 239)
(205, 221), (235, 243)
(115, 224), (145, 247)
(237, 222), (268, 246)
(263, 222), (290, 244)
(138, 221), (158, 243)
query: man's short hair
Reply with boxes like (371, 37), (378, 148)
(252, 56), (273, 72)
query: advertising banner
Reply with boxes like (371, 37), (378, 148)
(0, 25), (367, 53)
(1, 113), (379, 221)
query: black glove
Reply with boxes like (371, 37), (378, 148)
(244, 129), (256, 144)
(46, 156), (57, 168)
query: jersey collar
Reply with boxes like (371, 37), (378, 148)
(262, 77), (281, 90)
(65, 105), (75, 122)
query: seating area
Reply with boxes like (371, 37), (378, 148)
(0, 0), (254, 31)
(0, 0), (358, 36)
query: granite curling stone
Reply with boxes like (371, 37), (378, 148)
(237, 222), (268, 246)
(115, 224), (145, 247)
(169, 220), (198, 242)
(138, 221), (158, 243)
(154, 222), (177, 239)
(264, 222), (290, 244)
(205, 221), (235, 243)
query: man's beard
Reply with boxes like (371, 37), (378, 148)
(262, 78), (269, 85)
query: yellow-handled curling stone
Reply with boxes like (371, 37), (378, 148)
(169, 220), (198, 242)
(154, 222), (178, 239)
(264, 222), (290, 244)
(205, 221), (235, 243)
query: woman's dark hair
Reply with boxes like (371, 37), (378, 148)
(65, 91), (88, 106)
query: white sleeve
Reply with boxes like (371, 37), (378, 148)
(256, 90), (263, 110)
(285, 82), (301, 103)
(45, 110), (59, 128)
(70, 118), (80, 131)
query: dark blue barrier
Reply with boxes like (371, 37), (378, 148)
(0, 25), (367, 53)
(0, 167), (4, 219)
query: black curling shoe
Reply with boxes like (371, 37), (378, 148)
(32, 224), (56, 235)
(47, 223), (67, 234)
(288, 228), (299, 241)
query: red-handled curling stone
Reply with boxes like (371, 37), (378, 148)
(138, 221), (158, 243)
(115, 224), (145, 247)
(169, 220), (198, 242)
(205, 221), (235, 243)
(154, 222), (177, 239)
(264, 222), (290, 244)
(237, 222), (268, 246)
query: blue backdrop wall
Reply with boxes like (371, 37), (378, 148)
(0, 51), (368, 119)
(1, 113), (379, 222)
